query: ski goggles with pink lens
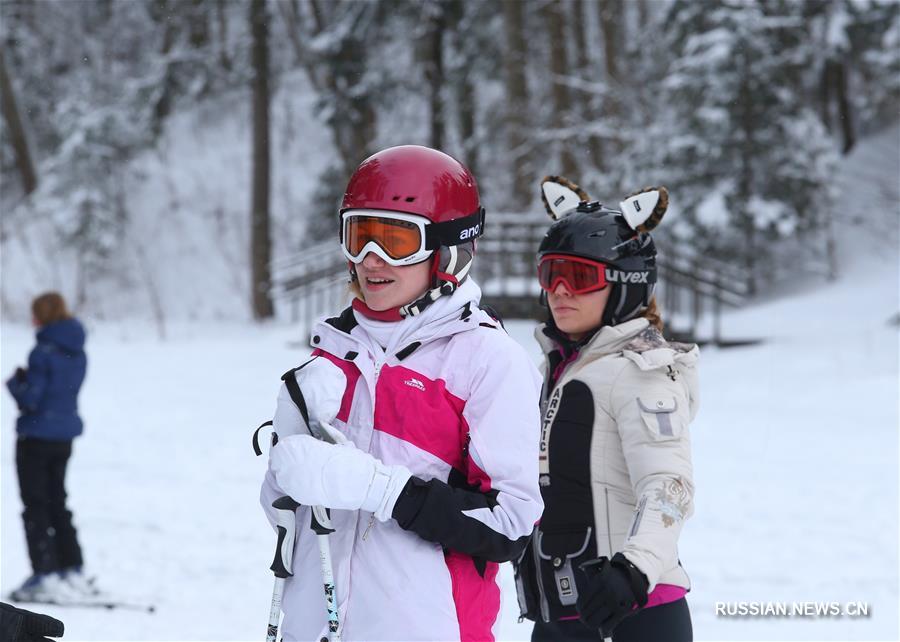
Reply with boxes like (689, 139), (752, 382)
(341, 211), (434, 266)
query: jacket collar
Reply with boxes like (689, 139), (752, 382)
(312, 278), (487, 361)
(535, 317), (650, 360)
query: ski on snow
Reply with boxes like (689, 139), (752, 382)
(8, 595), (156, 613)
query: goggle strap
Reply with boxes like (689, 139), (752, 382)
(424, 208), (485, 250)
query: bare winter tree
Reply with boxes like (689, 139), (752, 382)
(542, 0), (577, 177)
(250, 0), (274, 319)
(0, 44), (38, 196)
(422, 2), (446, 151)
(570, 0), (605, 173)
(446, 0), (480, 177)
(814, 0), (855, 155)
(597, 0), (624, 156)
(502, 0), (532, 208)
(277, 0), (378, 177)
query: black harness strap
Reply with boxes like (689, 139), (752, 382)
(281, 367), (311, 428)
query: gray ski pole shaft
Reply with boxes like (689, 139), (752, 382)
(310, 505), (341, 642)
(267, 495), (300, 642)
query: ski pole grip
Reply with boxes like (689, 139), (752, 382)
(270, 496), (301, 578)
(310, 504), (335, 536)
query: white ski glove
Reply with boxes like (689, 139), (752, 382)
(270, 432), (412, 521)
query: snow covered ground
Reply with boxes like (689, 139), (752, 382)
(2, 238), (898, 641)
(2, 126), (898, 639)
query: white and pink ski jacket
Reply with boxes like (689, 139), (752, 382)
(261, 280), (544, 641)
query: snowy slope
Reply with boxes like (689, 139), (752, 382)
(1, 129), (897, 639)
(1, 240), (897, 641)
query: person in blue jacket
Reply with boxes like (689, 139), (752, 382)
(6, 292), (89, 603)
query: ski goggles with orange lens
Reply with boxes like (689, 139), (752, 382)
(537, 254), (609, 294)
(341, 211), (433, 266)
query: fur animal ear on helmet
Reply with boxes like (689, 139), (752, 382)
(540, 175), (590, 220)
(619, 186), (669, 233)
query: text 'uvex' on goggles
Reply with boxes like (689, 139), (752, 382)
(340, 208), (486, 267)
(537, 254), (610, 294)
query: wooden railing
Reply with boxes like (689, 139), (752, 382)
(271, 213), (751, 344)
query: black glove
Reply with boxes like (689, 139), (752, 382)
(14, 367), (27, 382)
(0, 602), (64, 641)
(576, 553), (649, 638)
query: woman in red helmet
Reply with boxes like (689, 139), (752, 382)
(260, 146), (544, 641)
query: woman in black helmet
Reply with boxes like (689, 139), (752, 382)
(513, 178), (697, 642)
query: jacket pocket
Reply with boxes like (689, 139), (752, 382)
(535, 528), (595, 607)
(636, 396), (684, 440)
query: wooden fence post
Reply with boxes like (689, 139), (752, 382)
(691, 258), (701, 339)
(713, 272), (723, 346)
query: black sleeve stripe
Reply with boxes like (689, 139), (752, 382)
(392, 476), (530, 563)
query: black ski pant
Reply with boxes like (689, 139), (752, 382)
(531, 598), (693, 642)
(16, 437), (83, 575)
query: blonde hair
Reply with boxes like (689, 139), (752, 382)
(640, 296), (664, 331)
(32, 292), (71, 326)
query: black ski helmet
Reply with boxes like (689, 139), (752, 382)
(538, 200), (658, 327)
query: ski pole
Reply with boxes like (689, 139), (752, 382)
(267, 495), (300, 642)
(310, 505), (341, 642)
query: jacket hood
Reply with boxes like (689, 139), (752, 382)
(37, 317), (86, 354)
(536, 318), (652, 358)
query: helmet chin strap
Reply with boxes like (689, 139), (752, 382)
(602, 282), (655, 326)
(401, 243), (475, 317)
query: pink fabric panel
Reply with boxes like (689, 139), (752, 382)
(644, 583), (687, 609)
(445, 551), (500, 642)
(312, 349), (361, 423)
(374, 364), (467, 468)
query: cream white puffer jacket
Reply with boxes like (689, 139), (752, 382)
(535, 317), (699, 592)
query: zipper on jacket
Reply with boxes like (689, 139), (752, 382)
(629, 496), (648, 539)
(364, 359), (381, 544)
(533, 531), (551, 622)
(362, 515), (376, 541)
(604, 487), (614, 556)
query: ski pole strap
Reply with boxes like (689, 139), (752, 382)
(281, 367), (311, 428)
(310, 505), (335, 536)
(252, 420), (275, 456)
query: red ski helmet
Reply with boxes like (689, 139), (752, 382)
(341, 145), (481, 223)
(340, 145), (485, 318)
